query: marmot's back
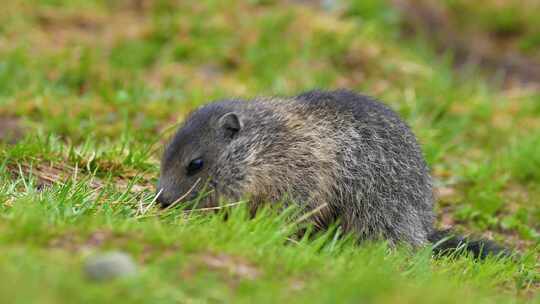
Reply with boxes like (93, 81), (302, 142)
(158, 90), (434, 247)
(292, 90), (434, 246)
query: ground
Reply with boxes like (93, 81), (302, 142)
(0, 0), (538, 303)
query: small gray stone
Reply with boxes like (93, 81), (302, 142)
(84, 251), (137, 282)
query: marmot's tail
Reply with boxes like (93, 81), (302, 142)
(428, 229), (511, 259)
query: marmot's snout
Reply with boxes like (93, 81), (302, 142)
(155, 188), (173, 208)
(156, 187), (200, 208)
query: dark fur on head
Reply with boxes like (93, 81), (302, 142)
(157, 89), (509, 258)
(157, 100), (245, 206)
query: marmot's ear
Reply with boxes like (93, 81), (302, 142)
(219, 112), (243, 139)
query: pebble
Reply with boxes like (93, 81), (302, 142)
(84, 251), (137, 282)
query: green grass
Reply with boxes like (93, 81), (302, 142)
(0, 0), (539, 303)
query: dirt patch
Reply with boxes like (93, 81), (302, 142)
(37, 10), (105, 32)
(24, 7), (149, 53)
(48, 230), (122, 253)
(6, 162), (153, 192)
(49, 231), (101, 253)
(6, 162), (99, 191)
(200, 253), (261, 281)
(0, 117), (25, 144)
(392, 0), (540, 86)
(49, 230), (181, 263)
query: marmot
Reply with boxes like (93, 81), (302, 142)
(157, 89), (507, 258)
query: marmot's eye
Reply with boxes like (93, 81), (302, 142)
(186, 158), (204, 176)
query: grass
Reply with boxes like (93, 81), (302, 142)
(0, 0), (539, 303)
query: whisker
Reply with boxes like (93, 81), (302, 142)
(185, 200), (247, 213)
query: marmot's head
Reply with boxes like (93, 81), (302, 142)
(156, 101), (246, 208)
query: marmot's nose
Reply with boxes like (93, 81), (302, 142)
(156, 191), (199, 208)
(156, 191), (172, 208)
